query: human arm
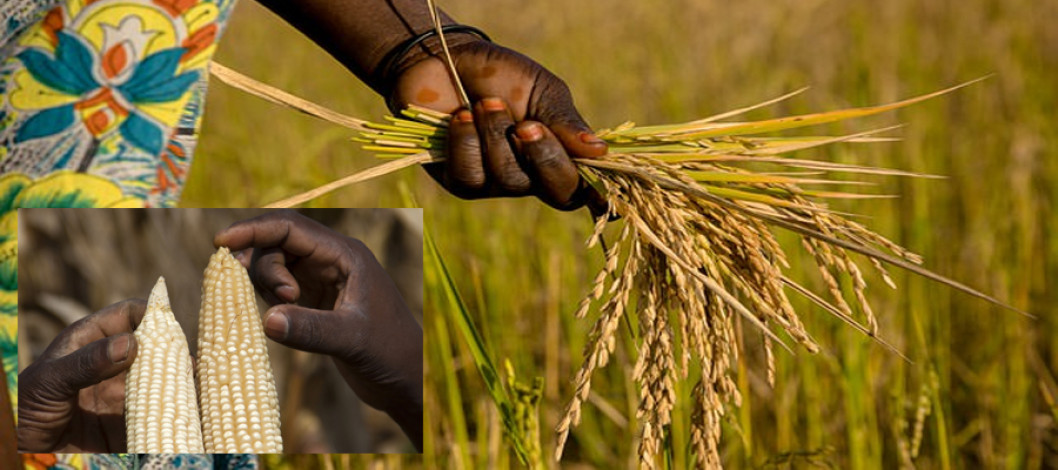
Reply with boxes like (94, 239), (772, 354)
(254, 0), (608, 210)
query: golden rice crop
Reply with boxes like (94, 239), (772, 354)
(350, 87), (1026, 467)
(209, 62), (1022, 468)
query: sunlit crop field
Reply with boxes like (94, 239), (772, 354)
(183, 0), (1058, 467)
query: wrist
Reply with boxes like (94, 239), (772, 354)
(372, 25), (491, 99)
(385, 388), (423, 451)
(374, 305), (423, 448)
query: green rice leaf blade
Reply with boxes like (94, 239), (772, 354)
(423, 219), (534, 465)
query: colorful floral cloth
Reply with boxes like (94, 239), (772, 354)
(2, 0), (246, 468)
(0, 0), (232, 205)
(25, 454), (259, 470)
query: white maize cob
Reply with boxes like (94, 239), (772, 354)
(197, 247), (283, 453)
(125, 276), (204, 453)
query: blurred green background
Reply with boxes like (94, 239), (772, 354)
(182, 0), (1057, 467)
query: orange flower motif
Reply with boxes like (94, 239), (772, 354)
(23, 453), (58, 470)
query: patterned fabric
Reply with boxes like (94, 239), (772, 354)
(23, 454), (83, 470)
(83, 454), (259, 469)
(2, 0), (249, 469)
(25, 454), (262, 470)
(1, 0), (62, 46)
(1, 0), (234, 401)
(0, 0), (230, 206)
(82, 454), (133, 470)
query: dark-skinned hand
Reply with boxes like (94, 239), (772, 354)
(17, 299), (146, 453)
(214, 210), (423, 450)
(390, 40), (609, 211)
(253, 0), (606, 210)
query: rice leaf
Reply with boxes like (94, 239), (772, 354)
(423, 204), (536, 466)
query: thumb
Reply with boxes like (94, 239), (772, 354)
(263, 305), (363, 358)
(46, 333), (137, 397)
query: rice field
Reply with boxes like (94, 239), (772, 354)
(183, 0), (1058, 467)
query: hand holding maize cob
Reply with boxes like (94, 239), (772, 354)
(215, 210), (423, 450)
(16, 300), (146, 452)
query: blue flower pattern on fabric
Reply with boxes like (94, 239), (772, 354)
(15, 103), (74, 141)
(14, 30), (199, 155)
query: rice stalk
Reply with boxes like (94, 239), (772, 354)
(422, 194), (539, 467)
(347, 82), (1028, 468)
(209, 63), (1024, 467)
(425, 0), (470, 108)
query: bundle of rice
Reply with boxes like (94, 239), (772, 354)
(348, 83), (1024, 467)
(208, 63), (1021, 468)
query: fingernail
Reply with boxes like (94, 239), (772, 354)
(108, 334), (131, 363)
(481, 97), (505, 112)
(578, 132), (605, 145)
(516, 123), (543, 141)
(264, 312), (289, 341)
(455, 110), (473, 123)
(275, 285), (297, 303)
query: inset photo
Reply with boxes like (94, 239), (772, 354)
(17, 208), (422, 454)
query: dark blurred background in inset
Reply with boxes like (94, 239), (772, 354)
(17, 208), (423, 453)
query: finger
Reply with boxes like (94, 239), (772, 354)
(262, 304), (365, 359)
(549, 121), (608, 159)
(532, 80), (609, 159)
(530, 80), (609, 212)
(511, 122), (583, 210)
(476, 98), (531, 195)
(43, 333), (137, 398)
(232, 248), (254, 268)
(214, 210), (336, 257)
(444, 109), (488, 198)
(250, 247), (300, 304)
(43, 299), (147, 360)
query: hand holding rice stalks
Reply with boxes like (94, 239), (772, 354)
(355, 80), (1025, 468)
(208, 62), (1021, 467)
